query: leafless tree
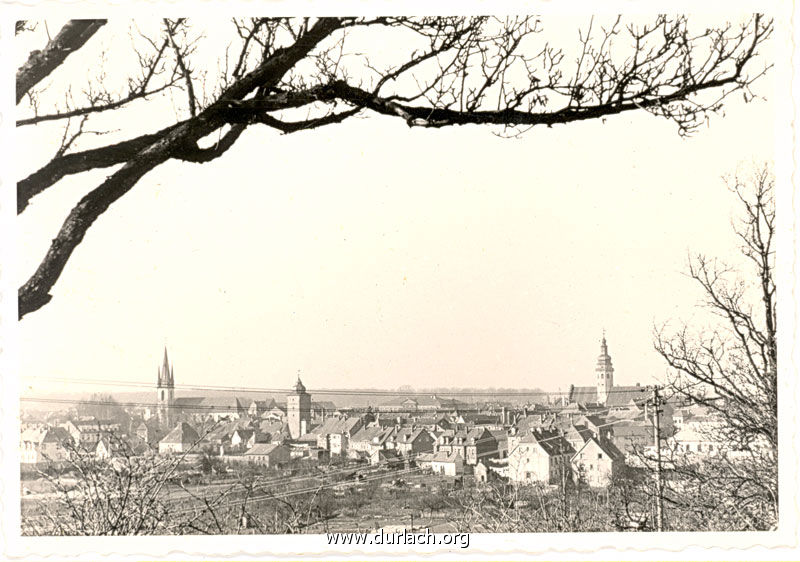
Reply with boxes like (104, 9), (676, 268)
(22, 434), (194, 535)
(16, 16), (773, 318)
(654, 163), (777, 529)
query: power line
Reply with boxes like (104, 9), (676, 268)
(23, 375), (659, 398)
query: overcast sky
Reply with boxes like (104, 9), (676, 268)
(15, 17), (776, 397)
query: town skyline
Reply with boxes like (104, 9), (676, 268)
(21, 330), (656, 399)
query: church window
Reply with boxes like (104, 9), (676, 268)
(161, 390), (164, 400)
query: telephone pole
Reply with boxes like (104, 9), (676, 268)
(651, 385), (665, 532)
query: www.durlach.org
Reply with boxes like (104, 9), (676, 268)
(326, 529), (470, 549)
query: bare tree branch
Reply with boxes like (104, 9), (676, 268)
(17, 20), (107, 104)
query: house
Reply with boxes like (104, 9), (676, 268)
(507, 428), (573, 484)
(242, 443), (291, 467)
(488, 429), (509, 459)
(258, 420), (290, 443)
(670, 415), (726, 456)
(63, 419), (120, 448)
(247, 399), (276, 418)
(415, 452), (435, 470)
(436, 427), (498, 465)
(230, 428), (257, 451)
(94, 438), (116, 460)
(413, 414), (452, 432)
(370, 448), (404, 468)
(132, 418), (165, 447)
(349, 425), (390, 457)
(430, 450), (464, 476)
(20, 427), (72, 464)
(159, 422), (200, 454)
(263, 405), (287, 421)
(474, 461), (492, 483)
(571, 437), (624, 487)
(610, 419), (653, 458)
(312, 416), (363, 454)
(395, 428), (435, 458)
(562, 424), (593, 453)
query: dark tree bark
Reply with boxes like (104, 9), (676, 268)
(16, 19), (107, 103)
(16, 15), (773, 318)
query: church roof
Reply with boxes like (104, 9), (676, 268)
(568, 386), (599, 405)
(606, 386), (649, 407)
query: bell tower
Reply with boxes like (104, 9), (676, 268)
(157, 347), (174, 427)
(287, 373), (311, 439)
(595, 332), (614, 404)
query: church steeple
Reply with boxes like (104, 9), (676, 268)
(157, 347), (174, 427)
(158, 347), (173, 387)
(595, 331), (614, 404)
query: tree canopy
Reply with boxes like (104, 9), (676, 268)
(16, 16), (773, 318)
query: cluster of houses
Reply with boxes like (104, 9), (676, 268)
(20, 338), (733, 489)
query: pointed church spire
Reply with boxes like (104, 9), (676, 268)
(158, 347), (174, 388)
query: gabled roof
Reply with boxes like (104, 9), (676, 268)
(258, 420), (289, 436)
(23, 427), (72, 445)
(373, 448), (402, 461)
(564, 424), (593, 444)
(397, 428), (431, 444)
(160, 422), (200, 445)
(517, 428), (575, 457)
(312, 416), (361, 436)
(351, 425), (386, 443)
(245, 443), (283, 456)
(572, 436), (625, 462)
(431, 450), (463, 463)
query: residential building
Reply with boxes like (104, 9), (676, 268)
(436, 427), (498, 465)
(62, 419), (120, 449)
(507, 428), (573, 484)
(430, 450), (464, 476)
(158, 422), (200, 454)
(370, 448), (403, 468)
(20, 427), (72, 464)
(395, 428), (435, 458)
(242, 443), (291, 466)
(313, 416), (363, 454)
(571, 437), (624, 487)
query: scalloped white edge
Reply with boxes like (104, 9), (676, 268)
(0, 1), (798, 560)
